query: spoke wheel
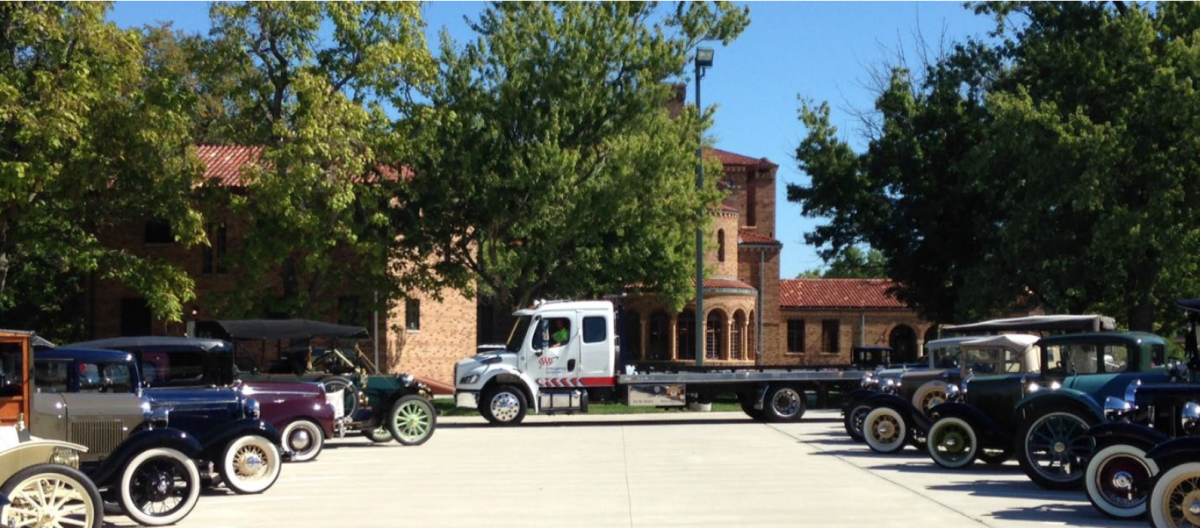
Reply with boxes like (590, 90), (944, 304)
(1150, 462), (1200, 528)
(927, 417), (978, 469)
(1019, 410), (1095, 489)
(221, 435), (282, 494)
(387, 395), (437, 446)
(912, 382), (948, 416)
(844, 404), (870, 442)
(1085, 443), (1156, 519)
(863, 407), (907, 453)
(119, 448), (200, 526)
(0, 464), (102, 528)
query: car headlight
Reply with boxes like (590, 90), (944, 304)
(860, 373), (876, 389)
(1104, 396), (1133, 421)
(49, 447), (80, 469)
(881, 378), (898, 394)
(400, 374), (414, 385)
(460, 374), (480, 385)
(1183, 402), (1200, 434)
(244, 397), (261, 419)
(1025, 381), (1040, 395)
(946, 384), (961, 402)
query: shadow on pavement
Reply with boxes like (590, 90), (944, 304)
(988, 503), (1131, 527)
(865, 461), (1019, 477)
(807, 448), (928, 460)
(927, 480), (1081, 501)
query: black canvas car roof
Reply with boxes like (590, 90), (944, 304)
(194, 319), (369, 341)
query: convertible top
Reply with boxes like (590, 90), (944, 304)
(960, 334), (1039, 350)
(193, 319), (370, 341)
(943, 314), (1116, 335)
(65, 335), (232, 353)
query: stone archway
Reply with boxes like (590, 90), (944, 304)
(889, 325), (918, 363)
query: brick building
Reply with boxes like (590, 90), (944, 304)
(87, 145), (477, 387)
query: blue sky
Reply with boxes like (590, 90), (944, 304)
(108, 2), (996, 279)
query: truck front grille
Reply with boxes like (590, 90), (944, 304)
(70, 420), (126, 457)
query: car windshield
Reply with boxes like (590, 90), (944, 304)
(506, 316), (532, 352)
(931, 346), (960, 369)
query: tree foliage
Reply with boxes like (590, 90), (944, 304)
(0, 2), (204, 337)
(395, 2), (750, 311)
(798, 247), (887, 279)
(791, 2), (1200, 331)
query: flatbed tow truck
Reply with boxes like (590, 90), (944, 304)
(454, 300), (897, 424)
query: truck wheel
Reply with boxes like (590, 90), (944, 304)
(762, 386), (806, 422)
(863, 407), (907, 453)
(1085, 443), (1157, 519)
(0, 464), (103, 528)
(844, 404), (871, 442)
(386, 395), (437, 446)
(1017, 409), (1096, 490)
(911, 381), (948, 415)
(221, 435), (282, 494)
(927, 417), (978, 469)
(282, 420), (325, 462)
(480, 385), (527, 425)
(1148, 461), (1200, 528)
(118, 447), (201, 526)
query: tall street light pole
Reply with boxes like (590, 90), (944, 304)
(694, 47), (713, 367)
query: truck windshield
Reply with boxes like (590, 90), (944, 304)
(506, 316), (532, 352)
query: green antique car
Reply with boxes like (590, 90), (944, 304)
(193, 319), (436, 446)
(925, 331), (1170, 490)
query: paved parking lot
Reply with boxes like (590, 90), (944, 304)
(126, 409), (1138, 528)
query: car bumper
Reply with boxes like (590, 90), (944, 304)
(455, 391), (479, 409)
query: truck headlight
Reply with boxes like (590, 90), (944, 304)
(244, 397), (261, 419)
(460, 374), (480, 385)
(49, 447), (80, 469)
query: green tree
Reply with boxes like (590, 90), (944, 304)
(0, 3), (205, 337)
(394, 2), (750, 312)
(799, 247), (888, 279)
(196, 2), (436, 318)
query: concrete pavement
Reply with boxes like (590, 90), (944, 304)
(134, 410), (1135, 528)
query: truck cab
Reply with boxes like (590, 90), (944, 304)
(455, 300), (616, 424)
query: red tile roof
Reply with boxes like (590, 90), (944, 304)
(695, 278), (757, 292)
(780, 279), (908, 310)
(707, 148), (777, 168)
(195, 144), (409, 186)
(738, 229), (780, 246)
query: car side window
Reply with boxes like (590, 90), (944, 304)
(34, 361), (69, 393)
(583, 317), (606, 344)
(79, 362), (133, 394)
(1060, 344), (1100, 375)
(1103, 345), (1129, 373)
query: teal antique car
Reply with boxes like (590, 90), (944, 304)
(925, 331), (1170, 489)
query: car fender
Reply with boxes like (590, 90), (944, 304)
(1146, 436), (1200, 471)
(864, 393), (930, 433)
(87, 428), (203, 487)
(479, 364), (542, 413)
(1086, 421), (1169, 449)
(843, 389), (878, 413)
(927, 402), (1008, 446)
(1014, 388), (1104, 425)
(197, 419), (282, 461)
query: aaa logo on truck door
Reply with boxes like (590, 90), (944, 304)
(538, 356), (556, 367)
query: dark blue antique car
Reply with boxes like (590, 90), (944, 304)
(36, 349), (284, 504)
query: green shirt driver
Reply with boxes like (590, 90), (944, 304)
(550, 319), (569, 347)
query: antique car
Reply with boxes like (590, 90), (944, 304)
(192, 319), (436, 446)
(66, 335), (337, 463)
(863, 334), (1040, 455)
(925, 331), (1170, 490)
(1145, 432), (1200, 528)
(37, 348), (285, 502)
(1079, 299), (1200, 519)
(0, 330), (102, 528)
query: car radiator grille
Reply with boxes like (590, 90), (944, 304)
(70, 420), (126, 457)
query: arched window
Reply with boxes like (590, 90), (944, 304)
(676, 311), (696, 360)
(731, 310), (746, 360)
(717, 229), (725, 262)
(706, 310), (725, 360)
(648, 311), (670, 360)
(747, 311), (756, 361)
(625, 311), (642, 359)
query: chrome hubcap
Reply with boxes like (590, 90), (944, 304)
(1190, 501), (1200, 516)
(291, 430), (312, 451)
(1112, 471), (1133, 490)
(491, 393), (521, 422)
(1054, 442), (1066, 454)
(772, 389), (802, 417)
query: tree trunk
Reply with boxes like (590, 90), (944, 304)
(1128, 295), (1156, 332)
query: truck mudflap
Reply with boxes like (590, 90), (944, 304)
(865, 392), (931, 433)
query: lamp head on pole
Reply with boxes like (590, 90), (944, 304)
(695, 47), (715, 69)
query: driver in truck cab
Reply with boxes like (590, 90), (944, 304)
(550, 319), (569, 347)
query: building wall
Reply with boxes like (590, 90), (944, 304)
(705, 212), (741, 279)
(772, 309), (933, 366)
(386, 286), (477, 384)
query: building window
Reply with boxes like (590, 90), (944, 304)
(405, 298), (420, 332)
(705, 310), (725, 359)
(787, 319), (806, 353)
(648, 311), (669, 360)
(144, 219), (173, 244)
(676, 311), (696, 360)
(747, 311), (755, 359)
(731, 311), (745, 360)
(625, 311), (642, 358)
(717, 229), (725, 262)
(745, 173), (757, 226)
(821, 319), (840, 353)
(120, 298), (152, 336)
(202, 222), (228, 275)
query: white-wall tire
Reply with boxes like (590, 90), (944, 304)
(282, 420), (325, 462)
(927, 417), (978, 469)
(118, 447), (201, 526)
(864, 407), (907, 453)
(1148, 461), (1200, 528)
(221, 435), (282, 494)
(1085, 443), (1157, 519)
(912, 381), (948, 415)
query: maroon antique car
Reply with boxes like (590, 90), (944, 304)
(63, 336), (337, 462)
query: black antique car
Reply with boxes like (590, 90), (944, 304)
(192, 319), (436, 446)
(925, 331), (1171, 490)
